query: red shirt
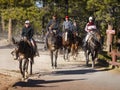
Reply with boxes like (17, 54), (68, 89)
(85, 21), (96, 32)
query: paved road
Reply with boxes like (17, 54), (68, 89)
(0, 42), (120, 90)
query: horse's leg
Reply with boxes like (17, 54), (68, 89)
(75, 43), (79, 57)
(50, 51), (54, 68)
(91, 53), (94, 68)
(25, 59), (29, 79)
(55, 50), (58, 68)
(66, 48), (69, 61)
(25, 59), (29, 74)
(30, 57), (34, 75)
(71, 44), (74, 56)
(87, 51), (91, 66)
(23, 59), (28, 80)
(71, 44), (76, 60)
(74, 44), (78, 60)
(19, 59), (24, 79)
(85, 50), (89, 66)
(63, 47), (66, 60)
(92, 50), (98, 68)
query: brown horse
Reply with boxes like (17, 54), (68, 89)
(62, 30), (74, 60)
(71, 32), (82, 59)
(47, 30), (62, 68)
(11, 38), (35, 80)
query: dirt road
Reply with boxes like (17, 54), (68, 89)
(0, 40), (120, 90)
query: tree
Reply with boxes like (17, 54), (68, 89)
(0, 0), (37, 43)
(86, 0), (120, 35)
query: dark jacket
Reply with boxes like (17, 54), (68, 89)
(46, 19), (60, 31)
(72, 25), (79, 32)
(21, 26), (34, 39)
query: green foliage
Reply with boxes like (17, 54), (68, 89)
(0, 0), (120, 36)
(86, 0), (120, 35)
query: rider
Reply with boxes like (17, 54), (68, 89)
(15, 20), (39, 60)
(84, 16), (97, 46)
(62, 16), (73, 41)
(44, 14), (60, 50)
(72, 20), (80, 36)
(63, 16), (73, 32)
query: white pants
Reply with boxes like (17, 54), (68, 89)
(85, 32), (91, 42)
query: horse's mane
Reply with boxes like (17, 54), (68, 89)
(47, 31), (62, 50)
(87, 33), (101, 49)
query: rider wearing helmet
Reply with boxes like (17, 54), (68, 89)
(85, 16), (96, 32)
(84, 16), (97, 46)
(14, 20), (39, 60)
(22, 20), (34, 41)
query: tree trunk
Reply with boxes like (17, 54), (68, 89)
(1, 15), (5, 32)
(106, 23), (113, 53)
(8, 18), (12, 44)
(108, 24), (113, 30)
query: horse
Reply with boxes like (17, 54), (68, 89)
(62, 30), (74, 60)
(47, 30), (62, 69)
(83, 30), (101, 68)
(71, 31), (82, 60)
(11, 38), (35, 80)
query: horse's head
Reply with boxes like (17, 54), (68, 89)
(47, 32), (58, 51)
(62, 30), (73, 44)
(11, 37), (35, 61)
(73, 31), (78, 38)
(18, 40), (32, 52)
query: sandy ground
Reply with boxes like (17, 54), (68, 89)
(0, 38), (20, 90)
(0, 38), (120, 90)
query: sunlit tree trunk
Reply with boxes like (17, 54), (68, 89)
(1, 15), (5, 32)
(106, 23), (114, 53)
(8, 18), (12, 44)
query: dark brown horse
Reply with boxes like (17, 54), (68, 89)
(62, 30), (74, 60)
(11, 38), (35, 80)
(47, 30), (62, 69)
(83, 30), (101, 68)
(71, 31), (82, 59)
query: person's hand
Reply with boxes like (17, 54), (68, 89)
(49, 26), (52, 30)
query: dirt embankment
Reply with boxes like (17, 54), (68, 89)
(0, 36), (20, 90)
(0, 73), (19, 90)
(0, 59), (19, 89)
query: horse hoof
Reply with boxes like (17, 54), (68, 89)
(24, 79), (28, 82)
(21, 78), (25, 81)
(52, 67), (54, 69)
(52, 66), (57, 69)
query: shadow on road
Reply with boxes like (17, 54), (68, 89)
(11, 67), (112, 88)
(53, 69), (97, 75)
(12, 78), (86, 87)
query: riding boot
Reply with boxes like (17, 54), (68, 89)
(83, 41), (87, 47)
(33, 46), (39, 57)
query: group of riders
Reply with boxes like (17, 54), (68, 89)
(14, 14), (98, 60)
